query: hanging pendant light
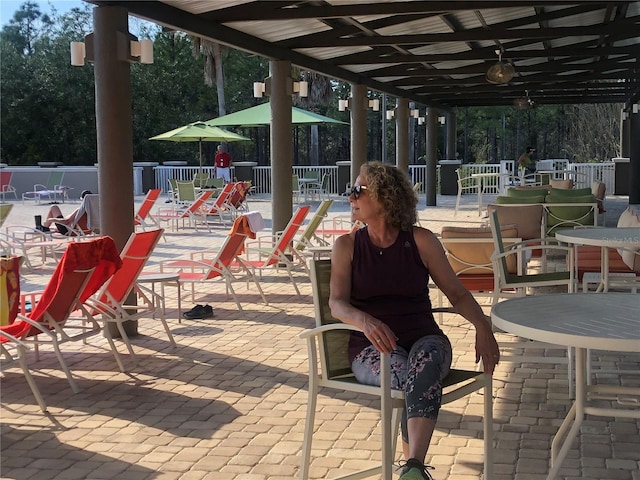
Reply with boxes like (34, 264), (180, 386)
(514, 90), (535, 110)
(486, 49), (515, 84)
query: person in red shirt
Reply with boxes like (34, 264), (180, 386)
(214, 144), (233, 182)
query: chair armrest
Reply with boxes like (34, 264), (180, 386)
(5, 226), (50, 241)
(298, 322), (363, 340)
(159, 258), (220, 272)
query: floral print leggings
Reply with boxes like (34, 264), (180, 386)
(351, 335), (452, 442)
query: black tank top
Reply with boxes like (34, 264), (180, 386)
(349, 227), (444, 361)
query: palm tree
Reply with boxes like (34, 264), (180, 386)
(293, 71), (333, 165)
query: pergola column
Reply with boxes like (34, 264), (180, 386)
(93, 6), (136, 336)
(630, 107), (639, 205)
(425, 107), (438, 206)
(350, 83), (367, 184)
(269, 60), (293, 233)
(93, 6), (134, 250)
(395, 97), (409, 172)
(446, 111), (457, 159)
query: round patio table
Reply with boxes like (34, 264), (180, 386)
(492, 293), (640, 479)
(555, 227), (640, 291)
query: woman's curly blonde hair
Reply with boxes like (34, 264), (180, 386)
(360, 161), (417, 230)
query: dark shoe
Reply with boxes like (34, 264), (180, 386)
(397, 459), (435, 480)
(182, 304), (214, 320)
(182, 304), (204, 318)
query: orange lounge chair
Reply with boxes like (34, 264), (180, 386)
(225, 181), (251, 217)
(88, 229), (173, 369)
(206, 182), (235, 225)
(241, 205), (311, 294)
(154, 190), (214, 232)
(159, 213), (267, 311)
(1, 237), (122, 404)
(134, 188), (162, 230)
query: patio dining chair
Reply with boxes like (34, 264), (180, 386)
(193, 171), (209, 189)
(306, 173), (330, 201)
(175, 180), (197, 204)
(299, 259), (493, 480)
(454, 168), (479, 217)
(292, 174), (302, 204)
(489, 209), (578, 396)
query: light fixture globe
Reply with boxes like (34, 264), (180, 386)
(486, 60), (515, 84)
(514, 90), (535, 110)
(486, 49), (515, 84)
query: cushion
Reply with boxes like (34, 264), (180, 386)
(511, 185), (552, 192)
(616, 207), (640, 271)
(496, 195), (546, 204)
(506, 187), (549, 198)
(591, 181), (606, 199)
(549, 179), (573, 190)
(549, 187), (592, 197)
(545, 195), (596, 234)
(441, 225), (519, 275)
(487, 204), (544, 240)
(591, 181), (606, 214)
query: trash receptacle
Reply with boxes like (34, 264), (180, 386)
(336, 161), (351, 196)
(439, 160), (461, 195)
(233, 161), (257, 183)
(613, 157), (630, 195)
(134, 162), (159, 193)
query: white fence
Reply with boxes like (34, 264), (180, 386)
(153, 161), (616, 196)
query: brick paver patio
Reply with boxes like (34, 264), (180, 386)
(1, 193), (638, 480)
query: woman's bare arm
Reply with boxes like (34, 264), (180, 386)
(413, 227), (500, 374)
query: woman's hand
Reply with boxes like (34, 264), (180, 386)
(361, 315), (397, 355)
(474, 316), (500, 374)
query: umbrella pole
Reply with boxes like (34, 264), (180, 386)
(199, 139), (203, 181)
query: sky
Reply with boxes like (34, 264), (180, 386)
(1, 0), (85, 27)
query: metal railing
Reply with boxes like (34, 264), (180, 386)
(153, 161), (616, 196)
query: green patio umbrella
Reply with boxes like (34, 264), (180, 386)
(205, 102), (348, 126)
(149, 122), (251, 177)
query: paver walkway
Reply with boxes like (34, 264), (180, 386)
(1, 192), (638, 480)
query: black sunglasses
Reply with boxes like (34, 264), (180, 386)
(349, 185), (368, 199)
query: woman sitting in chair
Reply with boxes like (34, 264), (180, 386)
(329, 162), (499, 480)
(36, 190), (92, 234)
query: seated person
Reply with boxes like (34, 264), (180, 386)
(330, 162), (499, 479)
(36, 190), (92, 234)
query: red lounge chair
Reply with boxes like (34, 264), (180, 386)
(134, 188), (162, 230)
(241, 205), (311, 294)
(206, 182), (235, 225)
(159, 214), (267, 311)
(154, 190), (214, 232)
(1, 237), (122, 406)
(88, 229), (173, 368)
